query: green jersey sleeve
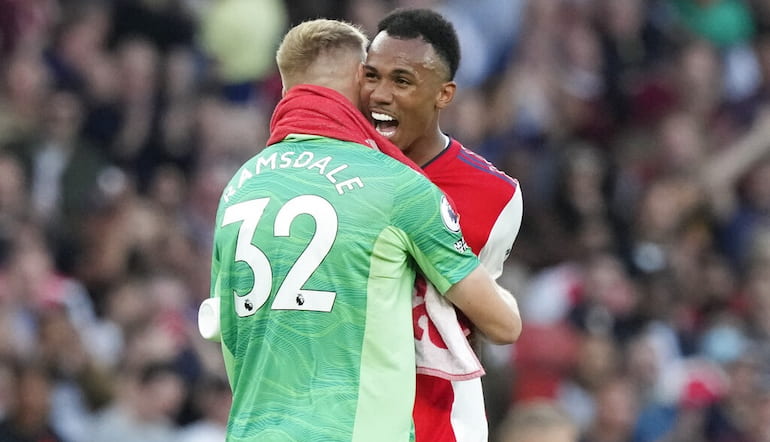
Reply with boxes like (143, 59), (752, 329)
(391, 175), (479, 294)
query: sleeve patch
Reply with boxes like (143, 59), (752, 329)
(440, 195), (461, 232)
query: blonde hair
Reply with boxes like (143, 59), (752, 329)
(276, 19), (368, 82)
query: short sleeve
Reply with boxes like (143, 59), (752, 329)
(390, 174), (479, 294)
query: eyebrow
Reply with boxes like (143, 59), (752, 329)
(363, 64), (415, 76)
(389, 68), (415, 77)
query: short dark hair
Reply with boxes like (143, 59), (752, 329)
(377, 8), (460, 80)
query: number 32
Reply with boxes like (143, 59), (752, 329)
(222, 195), (338, 317)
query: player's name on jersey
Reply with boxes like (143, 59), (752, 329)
(223, 150), (365, 202)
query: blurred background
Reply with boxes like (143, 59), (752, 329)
(1, 0), (770, 441)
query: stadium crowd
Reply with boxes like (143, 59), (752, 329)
(1, 0), (770, 441)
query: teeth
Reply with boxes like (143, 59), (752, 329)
(371, 112), (395, 122)
(376, 126), (397, 138)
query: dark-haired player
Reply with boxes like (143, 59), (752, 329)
(207, 18), (521, 441)
(362, 9), (523, 441)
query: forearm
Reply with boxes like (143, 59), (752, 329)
(493, 283), (522, 343)
(445, 266), (522, 344)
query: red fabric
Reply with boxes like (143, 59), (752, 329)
(412, 276), (449, 350)
(414, 374), (458, 442)
(422, 140), (519, 334)
(413, 139), (521, 441)
(680, 362), (728, 409)
(268, 85), (424, 176)
(422, 140), (518, 256)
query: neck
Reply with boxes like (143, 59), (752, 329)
(405, 127), (448, 166)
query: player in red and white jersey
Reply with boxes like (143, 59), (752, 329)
(423, 138), (522, 273)
(414, 137), (522, 442)
(362, 8), (523, 442)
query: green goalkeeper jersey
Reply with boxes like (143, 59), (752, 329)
(210, 135), (479, 442)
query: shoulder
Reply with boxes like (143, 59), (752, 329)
(454, 142), (519, 191)
(428, 139), (520, 200)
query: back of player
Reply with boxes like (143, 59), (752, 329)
(210, 134), (479, 442)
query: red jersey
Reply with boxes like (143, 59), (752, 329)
(413, 138), (523, 442)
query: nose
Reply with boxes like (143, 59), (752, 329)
(367, 79), (392, 106)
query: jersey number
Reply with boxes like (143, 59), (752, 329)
(221, 195), (338, 317)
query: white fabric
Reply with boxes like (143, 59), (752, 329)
(414, 186), (523, 381)
(450, 377), (488, 442)
(414, 284), (485, 381)
(478, 188), (523, 279)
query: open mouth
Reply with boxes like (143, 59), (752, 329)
(371, 112), (399, 139)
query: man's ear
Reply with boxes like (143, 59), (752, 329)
(279, 73), (289, 97)
(436, 81), (456, 110)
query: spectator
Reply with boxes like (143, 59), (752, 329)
(0, 358), (64, 442)
(176, 374), (230, 442)
(88, 361), (185, 442)
(1, 1), (770, 440)
(495, 400), (578, 442)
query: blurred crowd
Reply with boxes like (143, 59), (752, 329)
(1, 0), (770, 441)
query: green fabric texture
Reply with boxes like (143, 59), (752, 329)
(210, 136), (478, 441)
(671, 0), (755, 47)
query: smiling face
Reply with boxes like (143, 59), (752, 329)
(361, 31), (455, 159)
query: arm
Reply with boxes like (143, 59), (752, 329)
(392, 170), (522, 343)
(701, 108), (770, 218)
(444, 265), (522, 344)
(461, 180), (523, 342)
